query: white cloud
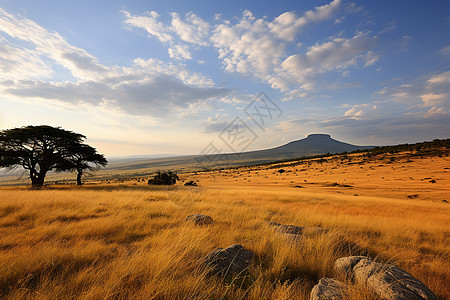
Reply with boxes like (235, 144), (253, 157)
(168, 44), (192, 60)
(0, 9), (229, 117)
(123, 10), (173, 42)
(0, 8), (110, 81)
(0, 36), (51, 80)
(211, 1), (343, 76)
(123, 2), (376, 99)
(209, 3), (377, 99)
(427, 71), (450, 87)
(374, 71), (450, 117)
(343, 104), (377, 118)
(123, 10), (210, 60)
(170, 12), (210, 45)
(273, 31), (378, 97)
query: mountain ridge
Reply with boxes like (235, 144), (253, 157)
(106, 134), (372, 171)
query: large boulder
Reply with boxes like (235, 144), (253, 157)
(185, 214), (213, 225)
(334, 256), (366, 279)
(334, 256), (437, 300)
(201, 244), (254, 277)
(310, 277), (347, 300)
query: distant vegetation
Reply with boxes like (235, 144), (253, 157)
(254, 138), (450, 168)
(147, 170), (179, 185)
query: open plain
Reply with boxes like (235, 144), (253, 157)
(0, 151), (449, 299)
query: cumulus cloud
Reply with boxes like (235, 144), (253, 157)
(168, 44), (192, 60)
(123, 10), (173, 42)
(280, 32), (377, 77)
(170, 12), (210, 45)
(123, 1), (377, 99)
(0, 9), (229, 117)
(123, 10), (210, 60)
(209, 3), (377, 99)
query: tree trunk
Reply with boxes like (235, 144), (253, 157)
(76, 169), (83, 185)
(30, 170), (40, 188)
(32, 169), (47, 188)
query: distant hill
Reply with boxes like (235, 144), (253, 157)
(240, 134), (371, 159)
(105, 134), (372, 172)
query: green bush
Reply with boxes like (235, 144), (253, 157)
(148, 170), (179, 185)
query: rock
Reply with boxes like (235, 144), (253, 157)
(310, 278), (347, 300)
(354, 259), (437, 300)
(334, 256), (437, 300)
(201, 244), (254, 277)
(185, 214), (213, 225)
(269, 221), (303, 235)
(334, 256), (366, 279)
(270, 222), (327, 238)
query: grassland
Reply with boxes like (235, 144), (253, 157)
(0, 151), (449, 299)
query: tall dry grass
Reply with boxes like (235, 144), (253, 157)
(0, 184), (448, 299)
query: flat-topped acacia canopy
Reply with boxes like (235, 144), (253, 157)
(0, 125), (106, 186)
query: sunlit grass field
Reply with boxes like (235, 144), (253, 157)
(0, 153), (448, 299)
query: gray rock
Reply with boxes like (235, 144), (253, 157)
(334, 256), (437, 300)
(185, 214), (213, 225)
(269, 221), (303, 235)
(201, 244), (254, 277)
(270, 222), (327, 238)
(310, 277), (347, 300)
(354, 259), (437, 300)
(334, 256), (366, 279)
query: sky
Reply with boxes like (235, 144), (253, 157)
(0, 0), (449, 157)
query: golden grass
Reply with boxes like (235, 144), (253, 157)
(0, 154), (449, 299)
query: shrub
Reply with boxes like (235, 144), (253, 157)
(148, 170), (179, 185)
(184, 180), (198, 186)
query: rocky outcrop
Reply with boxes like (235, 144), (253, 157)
(310, 277), (347, 300)
(334, 256), (437, 300)
(201, 244), (254, 277)
(334, 256), (366, 280)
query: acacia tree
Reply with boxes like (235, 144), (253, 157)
(0, 125), (106, 187)
(60, 144), (107, 185)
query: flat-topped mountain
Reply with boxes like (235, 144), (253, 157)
(260, 134), (371, 158)
(106, 134), (372, 171)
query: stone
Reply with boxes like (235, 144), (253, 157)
(201, 244), (254, 277)
(270, 222), (327, 238)
(185, 214), (213, 225)
(334, 256), (437, 300)
(354, 259), (437, 300)
(269, 221), (303, 235)
(310, 277), (347, 300)
(334, 256), (366, 279)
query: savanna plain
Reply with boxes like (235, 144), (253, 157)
(0, 150), (449, 299)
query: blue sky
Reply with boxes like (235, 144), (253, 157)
(0, 0), (449, 156)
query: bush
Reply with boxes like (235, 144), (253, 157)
(184, 180), (198, 186)
(148, 170), (179, 185)
(278, 169), (286, 174)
